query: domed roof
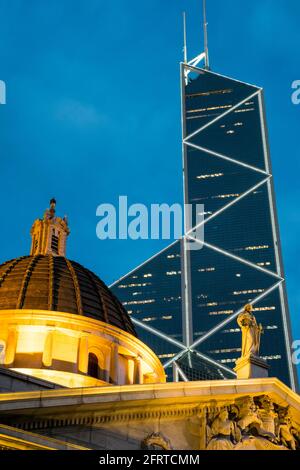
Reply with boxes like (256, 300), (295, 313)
(0, 255), (136, 337)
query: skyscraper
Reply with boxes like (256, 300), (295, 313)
(111, 8), (297, 391)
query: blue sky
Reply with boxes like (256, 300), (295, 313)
(0, 0), (299, 350)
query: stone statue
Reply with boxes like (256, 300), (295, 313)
(255, 395), (277, 438)
(237, 304), (263, 357)
(141, 432), (172, 450)
(235, 396), (263, 434)
(277, 407), (298, 450)
(207, 408), (240, 450)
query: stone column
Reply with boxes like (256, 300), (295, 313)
(135, 357), (143, 384)
(110, 343), (119, 384)
(78, 336), (89, 374)
(4, 328), (18, 366)
(42, 330), (53, 367)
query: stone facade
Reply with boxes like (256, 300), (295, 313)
(0, 378), (299, 450)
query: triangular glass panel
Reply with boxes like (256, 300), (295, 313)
(185, 145), (267, 228)
(184, 66), (259, 136)
(190, 244), (278, 344)
(188, 94), (267, 171)
(176, 349), (235, 381)
(203, 184), (277, 269)
(111, 240), (184, 342)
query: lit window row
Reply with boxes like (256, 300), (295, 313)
(187, 104), (232, 113)
(253, 306), (276, 312)
(123, 299), (155, 306)
(166, 271), (181, 276)
(186, 88), (233, 99)
(245, 245), (269, 251)
(142, 315), (172, 322)
(220, 358), (236, 364)
(233, 289), (264, 296)
(209, 348), (241, 354)
(166, 254), (181, 259)
(163, 296), (181, 302)
(157, 353), (176, 359)
(209, 309), (234, 316)
(261, 355), (281, 361)
(197, 210), (213, 216)
(198, 267), (215, 273)
(234, 107), (255, 114)
(196, 173), (224, 180)
(212, 193), (240, 199)
(118, 282), (151, 288)
(143, 273), (153, 278)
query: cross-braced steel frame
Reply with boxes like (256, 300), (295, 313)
(110, 56), (297, 392)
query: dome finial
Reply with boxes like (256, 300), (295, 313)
(30, 199), (70, 257)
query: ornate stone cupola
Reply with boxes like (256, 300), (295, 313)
(30, 198), (70, 256)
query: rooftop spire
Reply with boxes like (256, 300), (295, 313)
(183, 11), (188, 63)
(203, 0), (210, 69)
(30, 199), (70, 257)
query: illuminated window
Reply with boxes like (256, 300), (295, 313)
(245, 245), (269, 251)
(233, 289), (264, 296)
(158, 353), (176, 359)
(197, 173), (224, 180)
(123, 299), (155, 306)
(261, 355), (281, 361)
(142, 317), (157, 322)
(209, 309), (234, 316)
(212, 193), (240, 199)
(209, 348), (241, 354)
(220, 358), (236, 364)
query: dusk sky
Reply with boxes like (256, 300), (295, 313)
(0, 0), (299, 361)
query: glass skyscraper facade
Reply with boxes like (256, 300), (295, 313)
(111, 62), (297, 390)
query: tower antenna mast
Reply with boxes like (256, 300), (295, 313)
(203, 0), (210, 69)
(183, 11), (188, 63)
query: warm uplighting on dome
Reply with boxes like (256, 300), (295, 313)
(0, 200), (166, 388)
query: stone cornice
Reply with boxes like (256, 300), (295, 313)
(0, 378), (299, 431)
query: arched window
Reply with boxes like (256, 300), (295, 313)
(88, 352), (99, 378)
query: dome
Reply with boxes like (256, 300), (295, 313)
(0, 255), (136, 337)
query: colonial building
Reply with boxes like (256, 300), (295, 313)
(0, 201), (299, 451)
